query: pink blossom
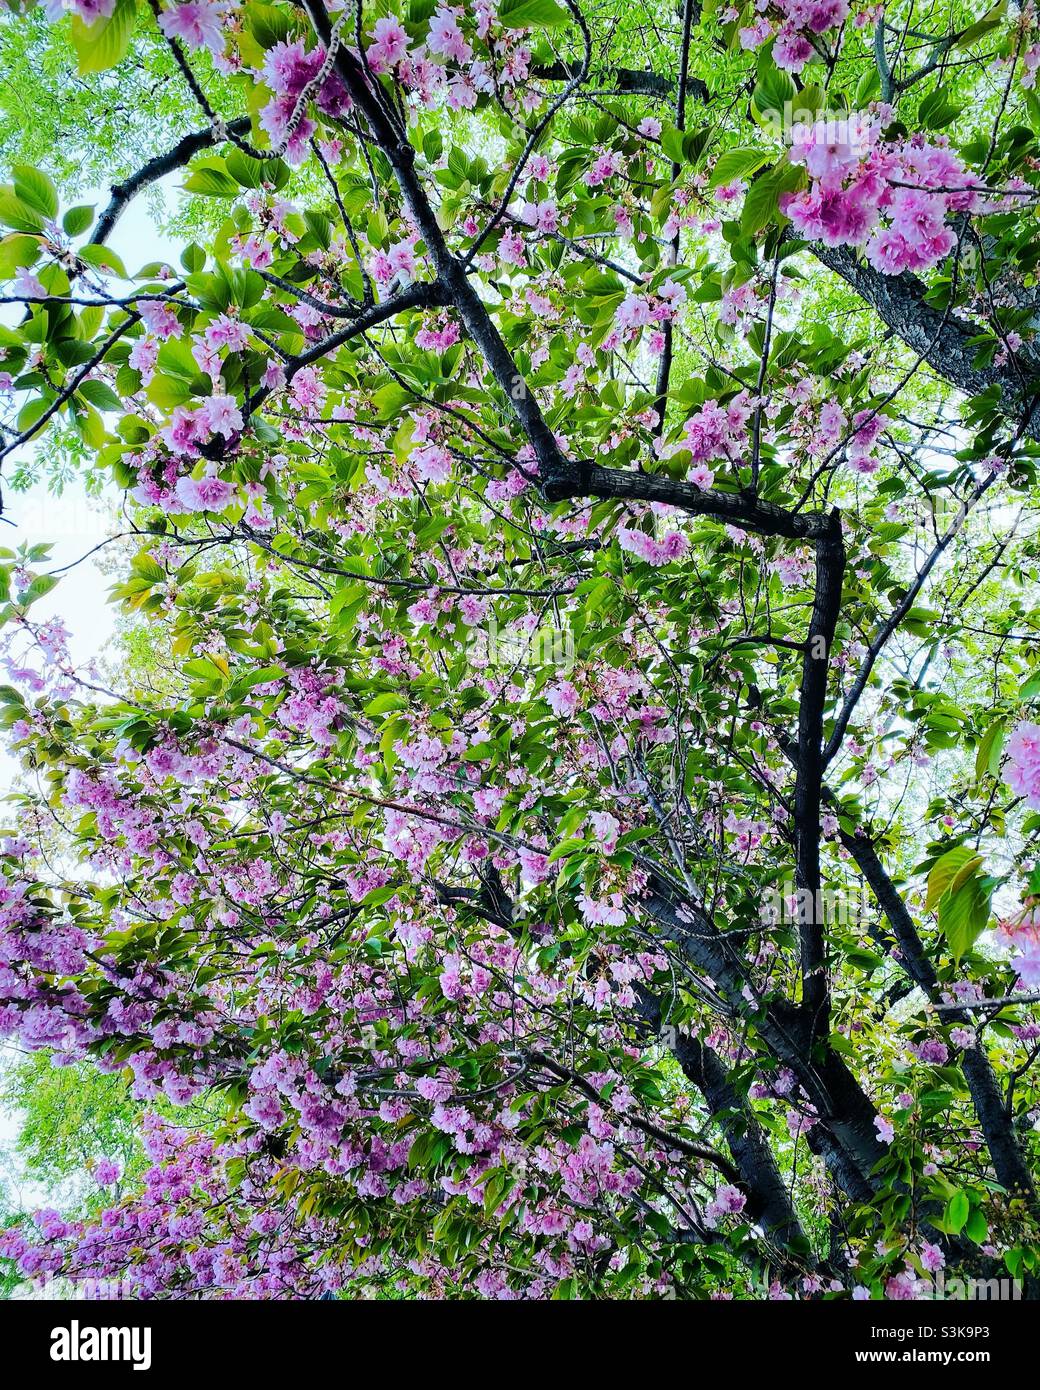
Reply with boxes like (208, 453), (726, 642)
(368, 16), (409, 70)
(387, 240), (417, 282)
(589, 811), (620, 852)
(199, 394), (243, 439)
(773, 27), (813, 74)
(138, 301), (181, 340)
(617, 526), (689, 566)
(157, 0), (226, 55)
(577, 892), (626, 927)
(919, 1241), (945, 1273)
(290, 366), (326, 412)
(13, 267), (46, 299)
(412, 443), (451, 484)
(1005, 721), (1040, 808)
(68, 0), (115, 21)
(174, 472), (236, 513)
(128, 337), (159, 382)
(518, 199), (557, 235)
(427, 8), (471, 63)
(704, 1184), (747, 1228)
(546, 681), (578, 717)
(240, 236), (273, 269)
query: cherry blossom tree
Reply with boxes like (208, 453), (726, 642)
(1, 0), (1040, 1300)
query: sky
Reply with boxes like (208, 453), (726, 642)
(0, 179), (183, 776)
(0, 178), (182, 1215)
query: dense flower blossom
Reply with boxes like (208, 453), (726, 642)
(617, 526), (690, 566)
(367, 16), (410, 70)
(157, 0), (226, 53)
(783, 115), (980, 276)
(1005, 721), (1040, 808)
(174, 472), (236, 512)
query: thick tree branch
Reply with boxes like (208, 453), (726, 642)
(832, 813), (1038, 1207)
(551, 466), (836, 539)
(811, 243), (1040, 443)
(532, 61), (677, 98)
(633, 984), (810, 1252)
(793, 510), (845, 1037)
(642, 874), (885, 1199)
(92, 117), (253, 247)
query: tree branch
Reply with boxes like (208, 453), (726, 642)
(92, 116), (253, 247)
(811, 243), (1040, 443)
(793, 511), (845, 1037)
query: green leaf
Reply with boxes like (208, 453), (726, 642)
(975, 720), (1005, 782)
(750, 53), (796, 126)
(79, 243), (128, 278)
(16, 397), (52, 435)
(241, 665), (286, 688)
(660, 126), (686, 165)
(0, 188), (45, 234)
(71, 0), (138, 75)
(246, 2), (293, 48)
(854, 68), (882, 106)
(740, 173), (780, 237)
(63, 205), (96, 238)
(77, 379), (123, 412)
(183, 655), (230, 684)
(956, 1), (1007, 48)
(946, 1190), (970, 1235)
(0, 233), (41, 277)
(225, 148), (288, 190)
(710, 147), (771, 188)
(184, 161), (241, 199)
(965, 1207), (988, 1244)
(498, 0), (571, 27)
(918, 87), (958, 130)
(937, 871), (993, 963)
(371, 382), (414, 421)
(365, 692), (408, 716)
(181, 243), (206, 274)
(926, 846), (980, 911)
(12, 166), (58, 220)
(18, 574), (58, 608)
(740, 158), (804, 236)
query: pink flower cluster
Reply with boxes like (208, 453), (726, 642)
(259, 39), (353, 163)
(736, 0), (850, 75)
(617, 526), (690, 567)
(659, 391), (753, 489)
(1005, 720), (1040, 809)
(359, 4), (534, 115)
(157, 0), (227, 56)
(783, 115), (982, 275)
(612, 280), (687, 342)
(995, 909), (1040, 989)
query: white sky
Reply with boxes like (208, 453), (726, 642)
(0, 180), (182, 769)
(0, 180), (182, 1198)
